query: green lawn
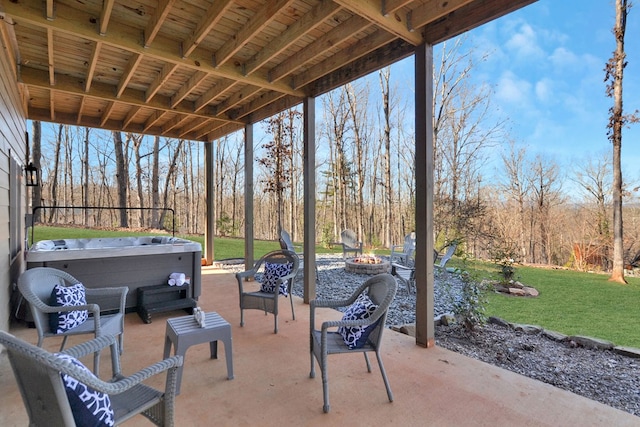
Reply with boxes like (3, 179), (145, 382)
(29, 226), (640, 348)
(29, 225), (343, 261)
(454, 259), (640, 349)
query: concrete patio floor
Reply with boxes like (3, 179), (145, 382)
(1, 266), (638, 426)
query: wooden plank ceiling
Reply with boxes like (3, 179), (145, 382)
(0, 0), (536, 142)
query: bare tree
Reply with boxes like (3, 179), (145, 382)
(31, 121), (42, 220)
(573, 153), (612, 270)
(113, 131), (128, 227)
(605, 0), (638, 283)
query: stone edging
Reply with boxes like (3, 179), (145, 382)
(392, 314), (640, 359)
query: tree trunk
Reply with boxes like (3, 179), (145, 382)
(607, 0), (630, 283)
(113, 131), (128, 227)
(31, 121), (42, 220)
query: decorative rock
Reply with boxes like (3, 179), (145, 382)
(522, 286), (539, 297)
(440, 314), (456, 326)
(512, 324), (543, 334)
(542, 330), (568, 342)
(569, 335), (614, 350)
(613, 346), (640, 359)
(488, 316), (510, 328)
(511, 281), (525, 289)
(509, 288), (526, 296)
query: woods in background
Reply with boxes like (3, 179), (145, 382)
(29, 39), (640, 273)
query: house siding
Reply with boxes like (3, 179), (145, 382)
(0, 26), (27, 333)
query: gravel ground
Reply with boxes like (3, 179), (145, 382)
(226, 254), (640, 417)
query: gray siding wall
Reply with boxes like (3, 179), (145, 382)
(0, 29), (27, 333)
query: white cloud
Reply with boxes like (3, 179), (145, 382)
(535, 79), (553, 103)
(495, 71), (532, 106)
(505, 23), (545, 61)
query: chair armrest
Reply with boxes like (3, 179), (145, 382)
(56, 351), (183, 395)
(391, 263), (413, 273)
(62, 334), (117, 359)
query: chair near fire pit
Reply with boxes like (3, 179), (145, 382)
(339, 229), (363, 259)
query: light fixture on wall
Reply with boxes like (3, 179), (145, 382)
(24, 162), (39, 187)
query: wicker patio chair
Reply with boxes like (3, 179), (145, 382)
(0, 330), (182, 426)
(18, 267), (128, 374)
(390, 232), (416, 266)
(279, 229), (318, 280)
(310, 273), (397, 413)
(235, 249), (300, 333)
(339, 229), (363, 259)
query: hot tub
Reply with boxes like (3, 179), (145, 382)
(26, 236), (202, 311)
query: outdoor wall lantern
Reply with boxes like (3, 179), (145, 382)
(24, 162), (39, 187)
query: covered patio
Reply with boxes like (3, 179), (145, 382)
(1, 267), (637, 425)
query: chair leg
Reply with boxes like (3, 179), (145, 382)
(289, 295), (295, 321)
(310, 352), (316, 378)
(363, 352), (372, 373)
(321, 356), (330, 413)
(240, 309), (245, 327)
(375, 351), (393, 402)
(274, 314), (278, 334)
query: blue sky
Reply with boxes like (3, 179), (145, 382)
(459, 0), (640, 178)
(382, 1), (640, 184)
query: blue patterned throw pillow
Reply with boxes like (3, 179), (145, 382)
(57, 353), (115, 427)
(259, 262), (293, 296)
(49, 283), (89, 334)
(338, 293), (380, 349)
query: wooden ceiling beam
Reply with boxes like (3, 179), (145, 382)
(116, 53), (143, 98)
(214, 0), (296, 68)
(84, 41), (102, 92)
(144, 0), (177, 47)
(333, 0), (422, 45)
(269, 14), (371, 83)
(19, 67), (241, 124)
(100, 100), (116, 126)
(0, 14), (20, 80)
(228, 90), (289, 121)
(423, 0), (538, 44)
(382, 0), (414, 15)
(194, 78), (236, 112)
(45, 0), (54, 20)
(243, 0), (342, 76)
(178, 117), (209, 138)
(214, 85), (263, 116)
(5, 2), (304, 97)
(49, 91), (55, 121)
(162, 114), (192, 134)
(47, 28), (55, 85)
(123, 106), (141, 128)
(170, 70), (208, 108)
(146, 62), (179, 101)
(143, 110), (168, 132)
(76, 96), (86, 124)
(99, 0), (115, 35)
(292, 29), (395, 90)
(181, 0), (233, 58)
(411, 0), (475, 28)
(307, 38), (413, 96)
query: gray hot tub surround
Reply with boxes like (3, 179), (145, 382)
(26, 236), (202, 311)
